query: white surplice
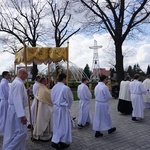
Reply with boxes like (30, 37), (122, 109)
(2, 77), (28, 150)
(28, 81), (40, 126)
(93, 82), (113, 131)
(0, 78), (9, 133)
(33, 84), (53, 141)
(77, 83), (92, 126)
(142, 78), (150, 108)
(51, 82), (73, 143)
(119, 80), (131, 101)
(117, 80), (133, 114)
(129, 80), (147, 118)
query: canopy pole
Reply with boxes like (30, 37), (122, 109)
(48, 63), (50, 87)
(66, 41), (69, 86)
(23, 41), (34, 141)
(14, 62), (16, 79)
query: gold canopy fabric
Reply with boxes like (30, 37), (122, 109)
(14, 46), (68, 65)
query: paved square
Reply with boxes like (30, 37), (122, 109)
(1, 99), (150, 150)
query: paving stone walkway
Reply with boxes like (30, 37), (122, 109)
(1, 99), (150, 150)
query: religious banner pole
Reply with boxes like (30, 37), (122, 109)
(23, 41), (34, 141)
(66, 41), (69, 86)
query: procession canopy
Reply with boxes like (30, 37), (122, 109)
(14, 45), (68, 65)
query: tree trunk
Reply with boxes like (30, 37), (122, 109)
(115, 42), (124, 84)
(31, 42), (38, 81)
(32, 62), (38, 81)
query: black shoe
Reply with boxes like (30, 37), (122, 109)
(86, 122), (90, 125)
(33, 138), (50, 142)
(78, 124), (84, 128)
(51, 142), (60, 150)
(108, 127), (116, 134)
(27, 124), (34, 129)
(59, 142), (70, 149)
(132, 117), (138, 121)
(95, 131), (103, 138)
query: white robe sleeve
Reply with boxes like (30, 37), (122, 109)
(140, 83), (147, 94)
(13, 83), (27, 118)
(64, 87), (73, 109)
(104, 85), (112, 101)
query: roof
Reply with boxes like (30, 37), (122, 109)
(100, 68), (110, 76)
(92, 68), (110, 77)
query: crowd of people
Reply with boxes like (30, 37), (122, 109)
(0, 69), (150, 150)
(117, 74), (150, 122)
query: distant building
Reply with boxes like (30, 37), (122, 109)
(100, 68), (110, 77)
(92, 68), (110, 77)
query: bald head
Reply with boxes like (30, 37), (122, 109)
(17, 68), (28, 80)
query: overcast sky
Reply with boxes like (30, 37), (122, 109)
(0, 32), (150, 75)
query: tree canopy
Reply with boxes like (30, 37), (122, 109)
(83, 64), (91, 79)
(75, 0), (150, 83)
(146, 65), (150, 75)
(0, 0), (80, 80)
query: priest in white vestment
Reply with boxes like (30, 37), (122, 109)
(77, 78), (92, 127)
(0, 71), (11, 133)
(51, 73), (73, 150)
(27, 75), (41, 128)
(117, 76), (133, 114)
(93, 75), (116, 138)
(33, 77), (53, 141)
(129, 74), (147, 121)
(142, 75), (150, 108)
(2, 68), (28, 150)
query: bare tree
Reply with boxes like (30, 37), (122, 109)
(0, 0), (47, 80)
(0, 35), (23, 54)
(74, 0), (150, 83)
(102, 40), (135, 69)
(0, 0), (81, 80)
(46, 0), (81, 78)
(47, 0), (80, 47)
